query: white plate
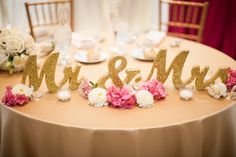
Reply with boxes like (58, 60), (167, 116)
(131, 48), (155, 61)
(74, 52), (107, 64)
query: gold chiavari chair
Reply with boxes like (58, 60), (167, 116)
(25, 0), (74, 41)
(159, 0), (208, 42)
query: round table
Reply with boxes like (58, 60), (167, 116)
(1, 36), (236, 157)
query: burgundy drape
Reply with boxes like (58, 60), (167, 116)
(168, 0), (236, 59)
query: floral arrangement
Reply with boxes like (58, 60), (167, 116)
(2, 70), (235, 108)
(79, 78), (166, 109)
(207, 80), (227, 99)
(141, 79), (166, 100)
(207, 69), (236, 100)
(2, 84), (34, 106)
(106, 86), (136, 109)
(0, 27), (35, 74)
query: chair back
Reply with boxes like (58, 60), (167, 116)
(25, 0), (74, 40)
(159, 0), (208, 42)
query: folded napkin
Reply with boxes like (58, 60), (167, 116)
(72, 33), (95, 49)
(72, 32), (105, 49)
(144, 31), (166, 46)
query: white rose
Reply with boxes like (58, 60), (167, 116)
(88, 88), (108, 107)
(0, 41), (6, 52)
(25, 48), (35, 55)
(136, 90), (154, 108)
(0, 28), (11, 39)
(0, 36), (7, 49)
(22, 34), (35, 49)
(12, 54), (27, 70)
(207, 81), (227, 99)
(9, 27), (22, 36)
(0, 52), (8, 65)
(3, 35), (24, 54)
(12, 83), (34, 97)
(0, 60), (12, 71)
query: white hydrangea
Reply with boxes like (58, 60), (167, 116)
(0, 51), (8, 65)
(88, 87), (108, 107)
(0, 28), (11, 39)
(12, 83), (34, 97)
(136, 90), (154, 108)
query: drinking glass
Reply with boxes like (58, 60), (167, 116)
(54, 5), (72, 66)
(108, 0), (128, 55)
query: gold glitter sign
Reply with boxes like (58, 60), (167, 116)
(97, 56), (141, 88)
(147, 50), (228, 90)
(98, 50), (228, 90)
(21, 52), (81, 93)
(21, 50), (228, 92)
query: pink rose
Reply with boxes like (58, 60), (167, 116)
(78, 79), (92, 99)
(226, 69), (236, 91)
(141, 79), (166, 100)
(106, 86), (136, 109)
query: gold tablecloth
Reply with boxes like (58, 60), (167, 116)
(0, 37), (236, 157)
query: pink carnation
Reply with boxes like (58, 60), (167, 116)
(15, 94), (30, 106)
(106, 86), (136, 109)
(78, 79), (92, 99)
(2, 87), (30, 107)
(226, 69), (236, 91)
(141, 79), (166, 100)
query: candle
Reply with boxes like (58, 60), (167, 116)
(57, 89), (71, 102)
(180, 89), (193, 101)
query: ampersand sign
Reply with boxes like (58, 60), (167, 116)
(97, 56), (126, 88)
(97, 56), (141, 88)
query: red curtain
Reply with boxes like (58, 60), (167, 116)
(168, 0), (236, 59)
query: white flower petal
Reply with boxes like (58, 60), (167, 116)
(136, 90), (154, 108)
(12, 83), (33, 96)
(88, 88), (107, 107)
(207, 82), (227, 99)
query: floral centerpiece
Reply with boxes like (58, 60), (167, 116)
(79, 78), (167, 109)
(0, 27), (35, 74)
(207, 69), (236, 100)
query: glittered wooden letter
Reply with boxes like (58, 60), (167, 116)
(58, 66), (81, 90)
(147, 50), (229, 90)
(21, 53), (59, 92)
(21, 52), (82, 93)
(147, 49), (189, 88)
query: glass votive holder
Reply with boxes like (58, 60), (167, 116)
(179, 86), (194, 101)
